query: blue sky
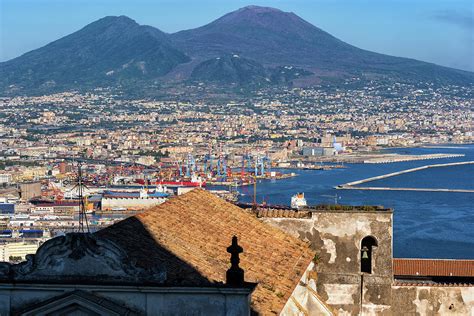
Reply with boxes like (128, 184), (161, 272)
(1, 0), (473, 71)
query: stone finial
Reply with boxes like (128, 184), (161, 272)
(226, 235), (244, 286)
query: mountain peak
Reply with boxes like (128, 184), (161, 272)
(238, 5), (285, 13)
(92, 15), (137, 25)
(0, 15), (190, 91)
(216, 5), (297, 25)
(172, 4), (335, 63)
(73, 15), (140, 38)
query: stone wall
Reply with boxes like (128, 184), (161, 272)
(280, 261), (334, 315)
(392, 285), (474, 315)
(261, 208), (393, 315)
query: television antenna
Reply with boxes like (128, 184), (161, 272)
(71, 162), (90, 233)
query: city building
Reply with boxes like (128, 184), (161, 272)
(0, 174), (12, 184)
(0, 241), (40, 262)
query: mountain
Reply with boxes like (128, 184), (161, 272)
(0, 16), (189, 91)
(172, 6), (357, 65)
(190, 55), (267, 86)
(189, 55), (312, 86)
(1, 6), (473, 95)
(171, 6), (473, 84)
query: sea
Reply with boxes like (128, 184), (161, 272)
(235, 144), (474, 259)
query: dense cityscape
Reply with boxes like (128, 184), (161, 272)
(1, 2), (473, 315)
(0, 79), (472, 260)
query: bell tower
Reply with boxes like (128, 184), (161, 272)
(306, 207), (394, 315)
(260, 205), (394, 315)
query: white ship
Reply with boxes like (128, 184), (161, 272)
(291, 193), (307, 210)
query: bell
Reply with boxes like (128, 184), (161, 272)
(361, 246), (369, 259)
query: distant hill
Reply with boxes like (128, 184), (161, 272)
(0, 16), (189, 92)
(1, 6), (473, 95)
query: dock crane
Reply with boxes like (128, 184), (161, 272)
(263, 155), (271, 174)
(255, 156), (266, 177)
(217, 155), (227, 181)
(185, 154), (196, 177)
(203, 153), (214, 177)
(241, 153), (253, 178)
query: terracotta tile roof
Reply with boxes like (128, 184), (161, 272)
(393, 258), (474, 277)
(255, 208), (312, 218)
(393, 281), (472, 287)
(96, 189), (315, 315)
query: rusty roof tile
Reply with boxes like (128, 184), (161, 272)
(96, 189), (315, 314)
(393, 258), (474, 277)
(393, 281), (472, 287)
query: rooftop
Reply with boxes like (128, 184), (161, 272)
(96, 189), (315, 314)
(393, 258), (474, 277)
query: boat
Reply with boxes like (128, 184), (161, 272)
(291, 193), (307, 210)
(144, 175), (206, 187)
(154, 180), (205, 187)
(103, 188), (169, 198)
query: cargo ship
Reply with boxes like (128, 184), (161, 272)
(291, 193), (308, 209)
(136, 174), (206, 187)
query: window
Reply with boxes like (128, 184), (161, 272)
(361, 236), (377, 274)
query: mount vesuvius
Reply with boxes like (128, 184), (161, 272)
(1, 6), (472, 95)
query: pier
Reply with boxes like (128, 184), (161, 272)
(339, 186), (474, 193)
(362, 153), (464, 164)
(336, 161), (474, 193)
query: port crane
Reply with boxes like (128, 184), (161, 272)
(254, 155), (271, 177)
(216, 155), (228, 180)
(185, 154), (196, 177)
(41, 181), (65, 201)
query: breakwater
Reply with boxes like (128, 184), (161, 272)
(362, 153), (464, 164)
(336, 160), (474, 192)
(339, 186), (474, 193)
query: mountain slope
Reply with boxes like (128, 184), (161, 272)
(190, 55), (313, 86)
(171, 6), (473, 84)
(190, 55), (267, 85)
(0, 16), (190, 91)
(1, 6), (472, 95)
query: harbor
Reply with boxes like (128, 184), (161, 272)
(1, 144), (474, 260)
(336, 160), (474, 191)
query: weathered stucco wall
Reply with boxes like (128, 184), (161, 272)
(392, 285), (474, 315)
(281, 261), (334, 316)
(261, 209), (393, 315)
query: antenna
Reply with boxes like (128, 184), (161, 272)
(322, 193), (340, 205)
(252, 174), (257, 210)
(73, 162), (90, 233)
